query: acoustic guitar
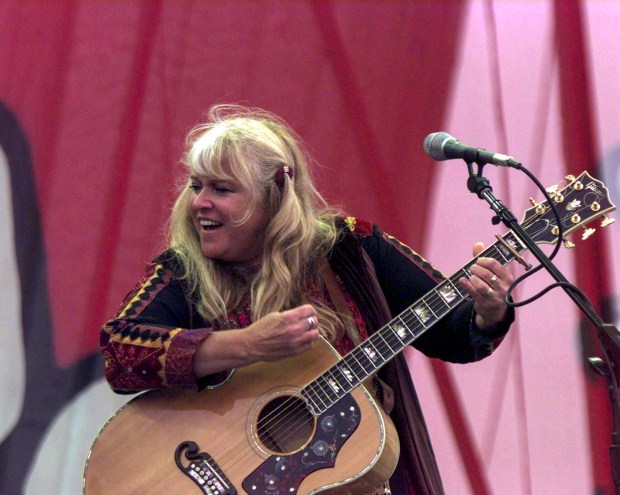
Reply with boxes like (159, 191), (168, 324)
(84, 172), (614, 494)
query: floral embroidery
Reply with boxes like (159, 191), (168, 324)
(344, 216), (357, 232)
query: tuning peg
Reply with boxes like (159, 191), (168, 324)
(563, 239), (575, 249)
(581, 227), (596, 240)
(601, 215), (615, 227)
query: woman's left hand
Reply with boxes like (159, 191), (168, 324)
(458, 242), (515, 331)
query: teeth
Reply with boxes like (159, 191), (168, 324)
(200, 219), (221, 227)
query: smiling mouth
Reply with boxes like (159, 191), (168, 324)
(199, 219), (223, 230)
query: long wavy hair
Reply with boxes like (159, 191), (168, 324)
(167, 105), (345, 342)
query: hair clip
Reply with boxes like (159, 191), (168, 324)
(275, 165), (293, 190)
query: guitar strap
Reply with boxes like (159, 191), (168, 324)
(318, 257), (361, 346)
(319, 258), (395, 415)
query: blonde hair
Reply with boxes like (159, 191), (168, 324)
(168, 105), (344, 341)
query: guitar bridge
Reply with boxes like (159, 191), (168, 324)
(175, 441), (237, 494)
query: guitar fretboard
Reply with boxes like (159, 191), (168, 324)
(301, 231), (524, 415)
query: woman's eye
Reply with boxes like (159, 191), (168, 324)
(189, 183), (202, 192)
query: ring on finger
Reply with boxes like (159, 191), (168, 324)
(489, 275), (498, 286)
(485, 287), (494, 297)
(307, 316), (317, 330)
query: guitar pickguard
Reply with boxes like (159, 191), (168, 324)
(242, 394), (360, 494)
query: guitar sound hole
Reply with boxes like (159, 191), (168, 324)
(256, 395), (315, 454)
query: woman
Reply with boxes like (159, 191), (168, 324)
(100, 105), (514, 494)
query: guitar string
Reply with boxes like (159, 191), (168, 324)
(213, 187), (584, 468)
(245, 239), (515, 453)
(248, 243), (509, 452)
(264, 179), (601, 452)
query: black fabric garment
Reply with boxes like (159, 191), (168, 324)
(329, 220), (513, 494)
(101, 218), (512, 494)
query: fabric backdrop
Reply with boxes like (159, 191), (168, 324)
(0, 1), (618, 494)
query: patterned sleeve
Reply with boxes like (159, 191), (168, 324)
(357, 222), (512, 363)
(99, 256), (214, 393)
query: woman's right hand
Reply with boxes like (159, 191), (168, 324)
(245, 304), (319, 361)
(193, 304), (319, 377)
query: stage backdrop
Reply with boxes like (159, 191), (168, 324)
(0, 1), (618, 494)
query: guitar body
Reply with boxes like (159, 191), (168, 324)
(84, 337), (399, 494)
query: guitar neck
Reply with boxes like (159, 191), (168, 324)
(301, 230), (525, 415)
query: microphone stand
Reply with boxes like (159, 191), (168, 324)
(465, 161), (620, 494)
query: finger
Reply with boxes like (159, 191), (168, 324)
(469, 263), (500, 288)
(458, 276), (479, 299)
(281, 304), (317, 324)
(304, 315), (318, 331)
(474, 256), (504, 273)
(284, 305), (320, 338)
(472, 241), (485, 257)
(471, 259), (514, 289)
(460, 272), (496, 301)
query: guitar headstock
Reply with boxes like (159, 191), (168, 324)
(520, 171), (616, 246)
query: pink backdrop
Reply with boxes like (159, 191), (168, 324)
(0, 1), (617, 494)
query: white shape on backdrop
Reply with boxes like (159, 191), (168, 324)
(0, 146), (26, 443)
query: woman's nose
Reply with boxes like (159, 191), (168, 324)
(192, 189), (213, 210)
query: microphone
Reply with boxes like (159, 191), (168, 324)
(423, 131), (522, 168)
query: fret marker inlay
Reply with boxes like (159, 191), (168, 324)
(414, 305), (431, 322)
(341, 367), (354, 382)
(363, 346), (378, 361)
(439, 285), (457, 304)
(394, 324), (408, 340)
(328, 378), (340, 393)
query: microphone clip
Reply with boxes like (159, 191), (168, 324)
(465, 160), (493, 198)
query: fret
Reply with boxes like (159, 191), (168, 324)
(391, 318), (413, 344)
(377, 326), (400, 354)
(437, 281), (460, 308)
(333, 362), (357, 390)
(302, 390), (321, 414)
(336, 359), (359, 380)
(412, 300), (436, 326)
(494, 242), (512, 262)
(307, 380), (331, 410)
(496, 246), (510, 264)
(426, 294), (452, 317)
(302, 388), (322, 416)
(350, 347), (378, 375)
(345, 351), (369, 380)
(315, 375), (339, 405)
(402, 307), (426, 336)
(361, 340), (384, 367)
(505, 231), (527, 252)
(325, 368), (347, 397)
(461, 263), (475, 278)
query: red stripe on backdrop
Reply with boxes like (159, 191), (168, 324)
(25, 1), (78, 212)
(553, 0), (614, 492)
(309, 2), (410, 232)
(81, 0), (165, 356)
(430, 360), (493, 495)
(0, 1), (80, 211)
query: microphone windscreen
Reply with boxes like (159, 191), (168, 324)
(423, 131), (453, 161)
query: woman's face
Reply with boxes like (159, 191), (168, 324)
(188, 173), (269, 264)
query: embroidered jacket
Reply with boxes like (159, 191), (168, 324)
(100, 218), (512, 494)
